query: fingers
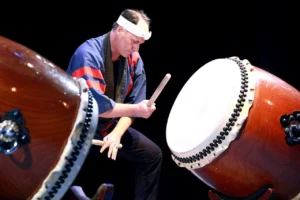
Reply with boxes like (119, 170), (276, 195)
(149, 103), (156, 109)
(108, 143), (114, 159)
(111, 145), (118, 160)
(100, 137), (109, 153)
(107, 143), (119, 160)
(100, 140), (119, 160)
(100, 142), (109, 153)
(148, 102), (156, 111)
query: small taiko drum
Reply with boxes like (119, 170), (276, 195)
(166, 57), (300, 200)
(0, 36), (99, 200)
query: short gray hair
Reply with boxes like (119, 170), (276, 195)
(112, 9), (151, 30)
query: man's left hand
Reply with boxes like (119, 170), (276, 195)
(100, 132), (122, 160)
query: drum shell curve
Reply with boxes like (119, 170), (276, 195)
(0, 36), (81, 199)
(191, 66), (300, 199)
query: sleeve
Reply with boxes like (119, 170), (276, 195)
(124, 56), (146, 105)
(66, 41), (116, 114)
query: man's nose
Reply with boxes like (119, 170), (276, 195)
(133, 44), (140, 52)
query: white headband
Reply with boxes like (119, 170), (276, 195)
(116, 15), (152, 40)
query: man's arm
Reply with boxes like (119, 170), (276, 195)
(111, 117), (135, 137)
(99, 103), (136, 118)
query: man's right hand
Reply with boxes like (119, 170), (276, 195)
(135, 100), (156, 119)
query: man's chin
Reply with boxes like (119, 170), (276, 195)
(121, 52), (131, 57)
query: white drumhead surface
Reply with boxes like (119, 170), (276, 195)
(166, 58), (241, 153)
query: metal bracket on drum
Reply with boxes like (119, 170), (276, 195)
(0, 109), (30, 154)
(280, 111), (300, 146)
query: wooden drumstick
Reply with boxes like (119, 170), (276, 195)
(147, 73), (171, 106)
(92, 139), (123, 148)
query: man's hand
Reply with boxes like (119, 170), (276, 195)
(135, 100), (156, 119)
(100, 131), (122, 160)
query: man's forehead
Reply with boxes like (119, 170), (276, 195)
(130, 33), (145, 43)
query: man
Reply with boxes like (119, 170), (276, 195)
(66, 9), (162, 200)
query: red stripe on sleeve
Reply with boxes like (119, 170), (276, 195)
(86, 80), (106, 93)
(72, 66), (104, 80)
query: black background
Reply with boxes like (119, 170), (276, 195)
(1, 0), (293, 199)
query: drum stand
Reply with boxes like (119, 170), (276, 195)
(69, 183), (114, 200)
(208, 185), (275, 200)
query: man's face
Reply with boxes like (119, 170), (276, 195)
(117, 19), (148, 57)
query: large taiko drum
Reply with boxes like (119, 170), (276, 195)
(166, 57), (300, 200)
(0, 36), (99, 200)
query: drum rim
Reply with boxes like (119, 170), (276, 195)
(168, 57), (257, 169)
(31, 78), (99, 200)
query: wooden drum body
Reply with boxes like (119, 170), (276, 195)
(0, 36), (99, 200)
(166, 57), (300, 199)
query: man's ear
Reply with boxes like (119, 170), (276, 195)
(117, 26), (125, 35)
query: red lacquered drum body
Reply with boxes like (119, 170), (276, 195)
(167, 57), (300, 200)
(0, 36), (98, 200)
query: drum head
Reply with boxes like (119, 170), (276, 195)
(166, 58), (243, 155)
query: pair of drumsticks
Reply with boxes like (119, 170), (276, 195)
(92, 73), (171, 149)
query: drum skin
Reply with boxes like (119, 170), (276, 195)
(0, 36), (81, 199)
(192, 66), (300, 199)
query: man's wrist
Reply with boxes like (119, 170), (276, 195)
(130, 104), (138, 117)
(111, 128), (125, 137)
